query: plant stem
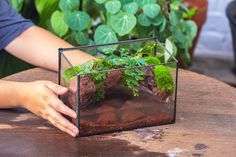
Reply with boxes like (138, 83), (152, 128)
(157, 0), (169, 20)
(157, 0), (170, 31)
(80, 0), (83, 11)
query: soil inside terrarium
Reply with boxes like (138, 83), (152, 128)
(79, 85), (174, 136)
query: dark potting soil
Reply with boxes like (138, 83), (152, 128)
(79, 85), (174, 136)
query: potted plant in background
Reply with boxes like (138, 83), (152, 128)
(184, 0), (208, 65)
(226, 0), (236, 74)
(8, 0), (199, 68)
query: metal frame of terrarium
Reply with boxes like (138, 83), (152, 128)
(58, 37), (179, 137)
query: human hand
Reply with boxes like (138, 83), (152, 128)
(17, 81), (79, 137)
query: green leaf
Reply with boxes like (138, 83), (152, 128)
(150, 13), (165, 26)
(183, 8), (198, 19)
(51, 11), (68, 37)
(35, 0), (59, 28)
(120, 0), (134, 5)
(169, 11), (182, 26)
(87, 40), (97, 55)
(75, 31), (89, 45)
(172, 27), (185, 45)
(105, 0), (121, 14)
(165, 38), (177, 62)
(94, 25), (118, 53)
(110, 11), (137, 36)
(95, 0), (107, 4)
(59, 0), (79, 11)
(159, 18), (166, 32)
(8, 0), (24, 12)
(185, 20), (198, 40)
(143, 4), (161, 19)
(123, 2), (138, 14)
(65, 11), (90, 31)
(170, 1), (181, 10)
(138, 13), (151, 27)
(181, 49), (191, 64)
(77, 60), (95, 74)
(135, 0), (156, 7)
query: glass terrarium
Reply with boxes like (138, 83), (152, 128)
(59, 37), (178, 137)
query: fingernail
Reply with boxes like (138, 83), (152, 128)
(62, 87), (68, 92)
(73, 113), (77, 118)
(71, 132), (76, 137)
(73, 128), (79, 135)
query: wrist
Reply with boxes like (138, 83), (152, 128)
(10, 82), (28, 108)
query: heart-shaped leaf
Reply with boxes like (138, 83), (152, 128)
(94, 25), (118, 53)
(105, 0), (121, 14)
(59, 0), (79, 11)
(185, 20), (198, 40)
(123, 2), (138, 14)
(110, 12), (137, 36)
(138, 13), (151, 27)
(65, 11), (90, 31)
(75, 31), (89, 45)
(51, 11), (68, 37)
(135, 0), (156, 7)
(143, 3), (160, 19)
(150, 13), (165, 26)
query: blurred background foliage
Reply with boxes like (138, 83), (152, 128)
(0, 0), (197, 78)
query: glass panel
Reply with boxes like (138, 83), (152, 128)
(59, 38), (178, 136)
(59, 52), (79, 127)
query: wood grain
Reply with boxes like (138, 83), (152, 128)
(1, 68), (236, 157)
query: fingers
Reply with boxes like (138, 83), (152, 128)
(50, 96), (77, 119)
(47, 116), (77, 137)
(32, 81), (79, 137)
(45, 82), (68, 95)
(47, 107), (79, 137)
(68, 78), (77, 94)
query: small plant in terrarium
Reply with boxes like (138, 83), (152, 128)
(63, 41), (174, 106)
(59, 38), (178, 136)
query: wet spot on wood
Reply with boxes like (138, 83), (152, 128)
(135, 128), (165, 142)
(194, 144), (208, 150)
(167, 148), (187, 157)
(192, 153), (203, 157)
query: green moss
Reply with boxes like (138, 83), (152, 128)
(154, 65), (174, 94)
(145, 56), (161, 65)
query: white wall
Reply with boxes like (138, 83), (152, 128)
(195, 0), (234, 58)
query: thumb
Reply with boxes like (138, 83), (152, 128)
(45, 82), (68, 95)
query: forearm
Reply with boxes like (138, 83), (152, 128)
(5, 26), (95, 71)
(0, 80), (23, 108)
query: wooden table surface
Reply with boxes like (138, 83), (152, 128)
(1, 68), (236, 157)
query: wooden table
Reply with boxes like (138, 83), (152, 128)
(1, 68), (236, 157)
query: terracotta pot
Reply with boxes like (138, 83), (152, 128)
(181, 0), (208, 68)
